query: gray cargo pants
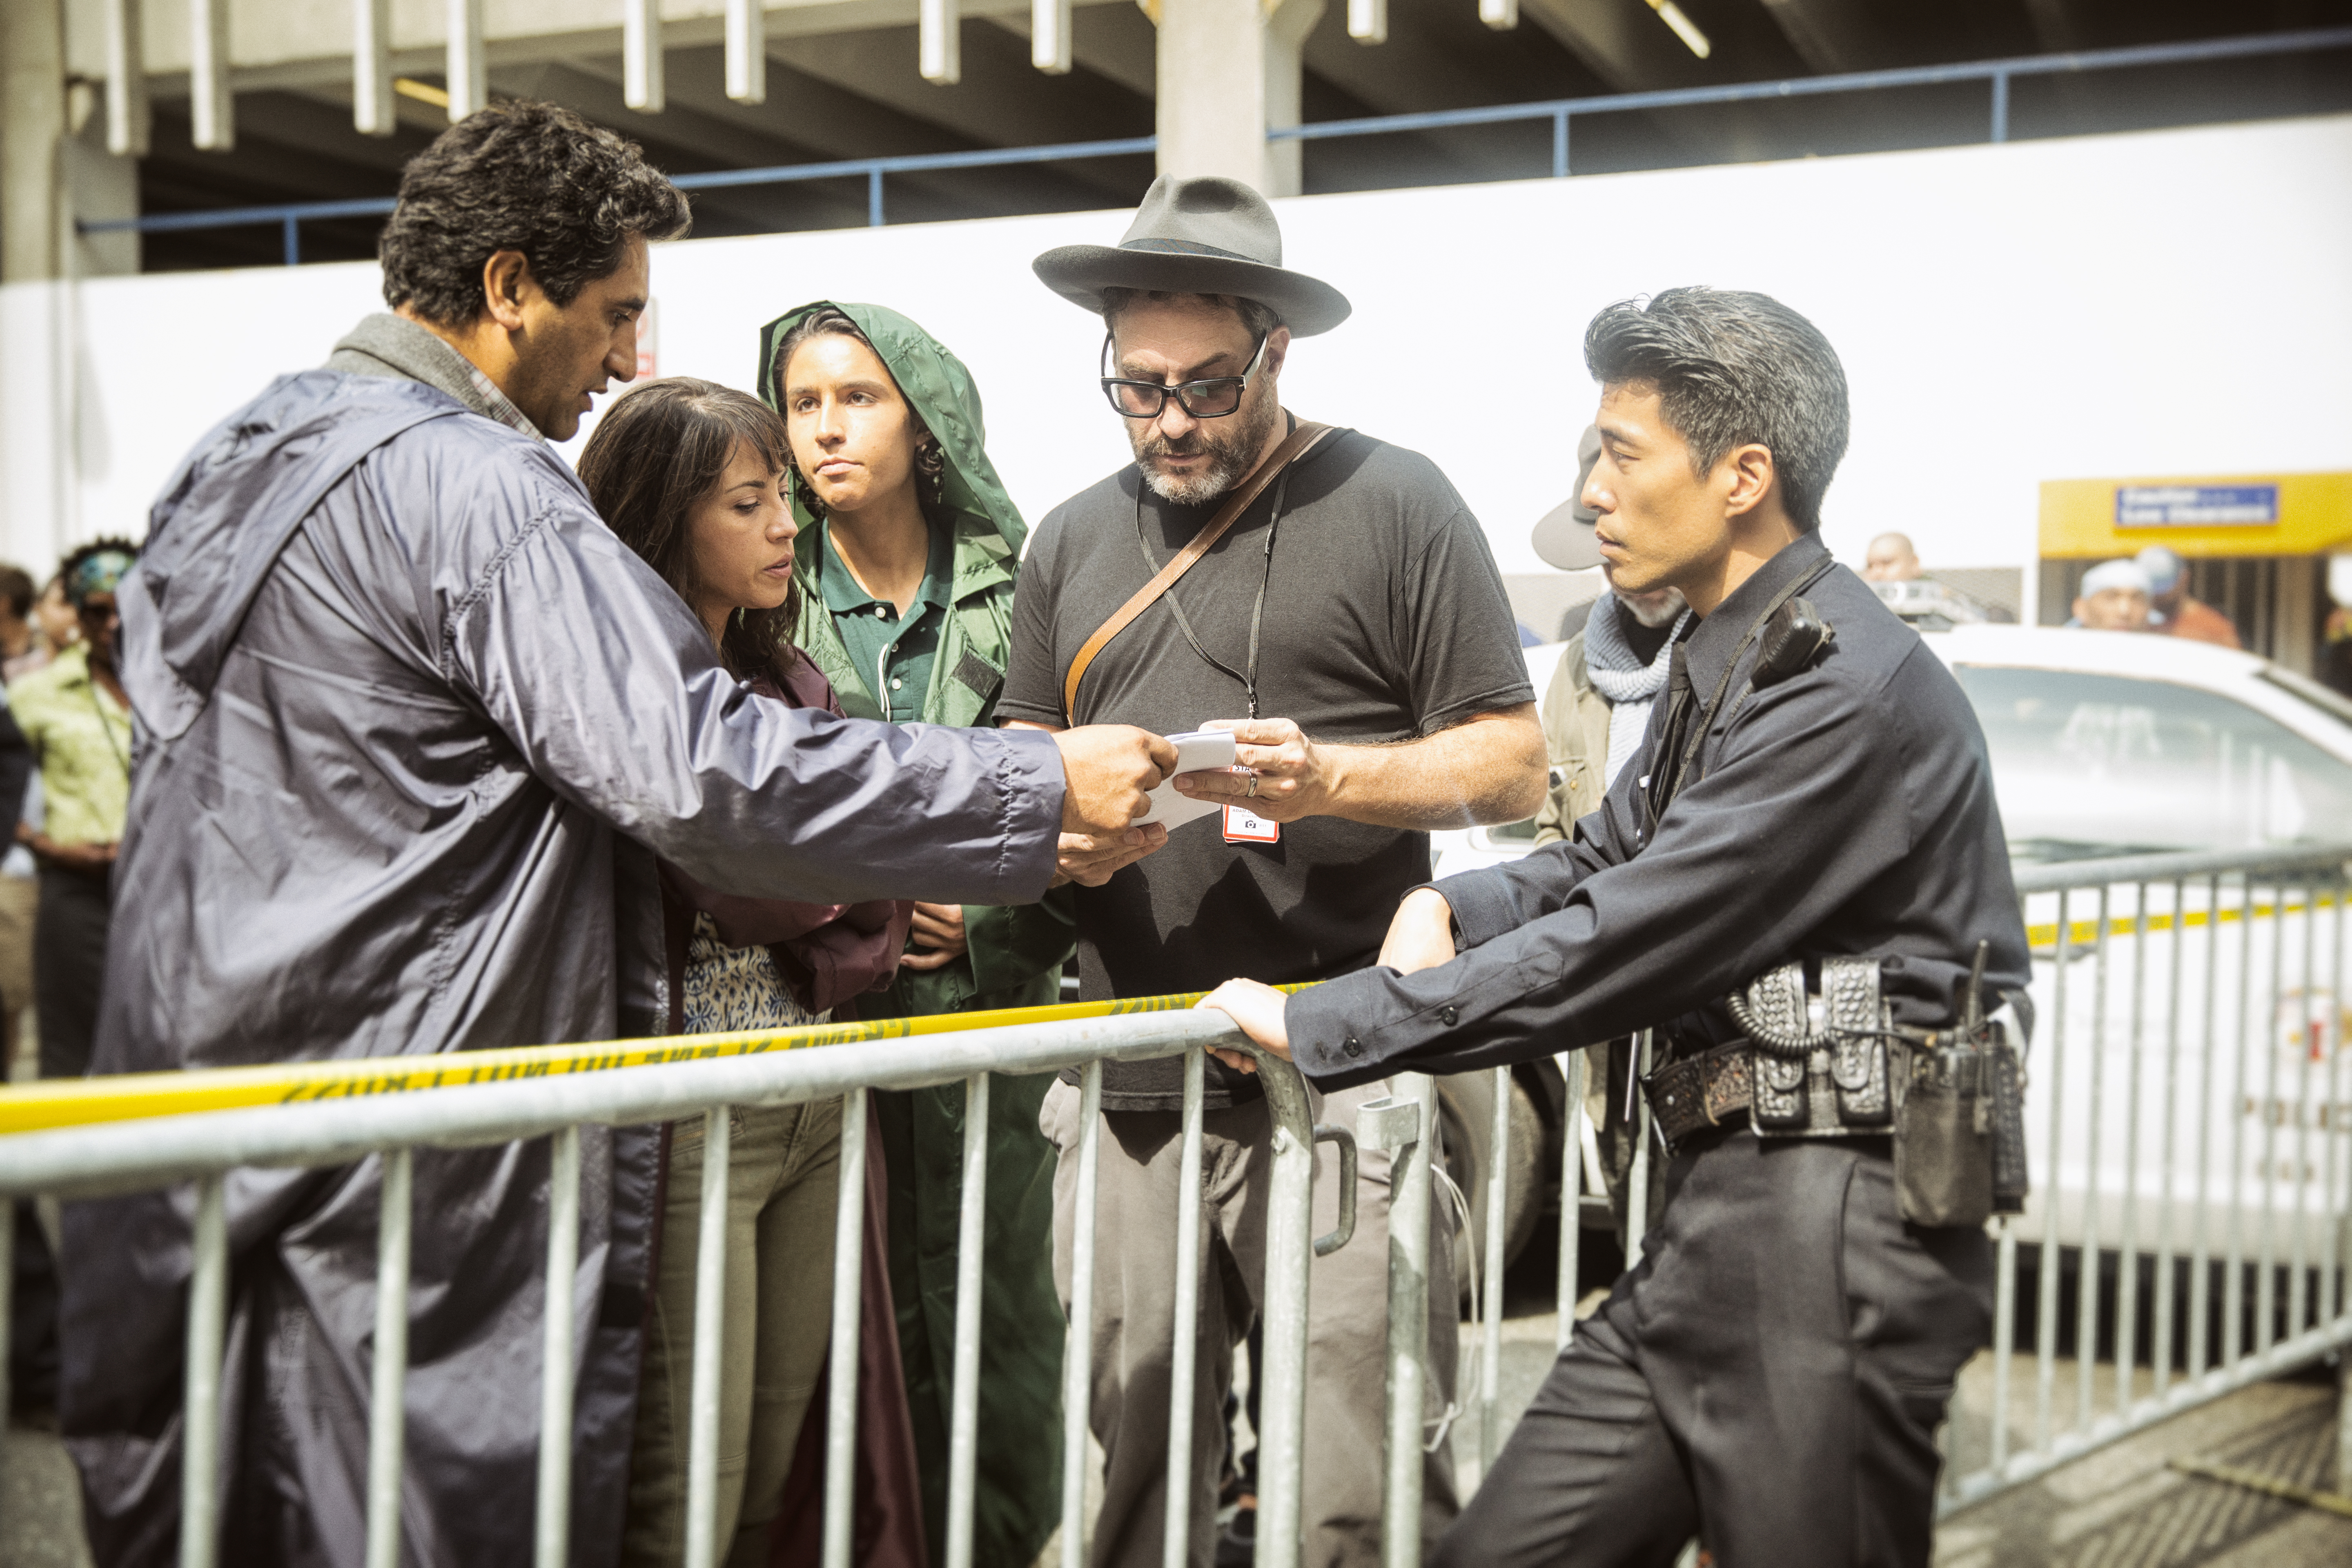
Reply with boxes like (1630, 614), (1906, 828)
(1042, 1078), (1459, 1568)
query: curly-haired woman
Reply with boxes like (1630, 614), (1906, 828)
(577, 379), (923, 1567)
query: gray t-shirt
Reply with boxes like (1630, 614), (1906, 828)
(999, 427), (1534, 1110)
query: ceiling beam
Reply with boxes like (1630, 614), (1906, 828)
(1300, 3), (1530, 111)
(109, 0), (1138, 100)
(1515, 0), (1720, 93)
(777, 18), (1149, 150)
(539, 42), (1139, 217)
(2020, 0), (2086, 53)
(984, 0), (1156, 98)
(1755, 0), (1897, 75)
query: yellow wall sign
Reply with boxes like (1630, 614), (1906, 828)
(2038, 471), (2352, 559)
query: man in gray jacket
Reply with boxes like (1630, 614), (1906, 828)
(60, 101), (1171, 1568)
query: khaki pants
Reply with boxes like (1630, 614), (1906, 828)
(1042, 1079), (1459, 1568)
(623, 1098), (844, 1568)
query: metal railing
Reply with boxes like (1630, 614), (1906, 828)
(7, 838), (2350, 1562)
(1947, 842), (2352, 1508)
(76, 26), (2352, 266)
(0, 1006), (1349, 1568)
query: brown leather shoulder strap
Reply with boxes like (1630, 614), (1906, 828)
(1060, 419), (1334, 722)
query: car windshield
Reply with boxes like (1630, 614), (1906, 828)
(1952, 665), (2352, 862)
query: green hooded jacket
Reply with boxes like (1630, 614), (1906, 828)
(758, 301), (1068, 1566)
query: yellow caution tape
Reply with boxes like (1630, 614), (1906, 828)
(23, 882), (2336, 1132)
(2169, 1457), (2352, 1519)
(2026, 889), (2339, 956)
(0, 988), (1278, 1136)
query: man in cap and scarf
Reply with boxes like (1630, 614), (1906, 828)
(58, 102), (1173, 1568)
(998, 174), (1547, 1566)
(1526, 435), (1689, 1243)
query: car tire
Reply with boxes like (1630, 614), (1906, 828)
(1436, 1071), (1544, 1312)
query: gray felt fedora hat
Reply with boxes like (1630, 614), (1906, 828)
(1530, 425), (1607, 571)
(1033, 174), (1352, 337)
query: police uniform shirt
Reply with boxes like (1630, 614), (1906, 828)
(1287, 530), (2032, 1089)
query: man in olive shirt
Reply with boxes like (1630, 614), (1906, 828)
(1002, 176), (1545, 1567)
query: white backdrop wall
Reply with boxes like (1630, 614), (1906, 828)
(5, 111), (2349, 600)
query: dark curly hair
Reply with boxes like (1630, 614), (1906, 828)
(576, 379), (800, 687)
(379, 100), (692, 327)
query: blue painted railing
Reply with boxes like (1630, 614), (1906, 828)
(78, 24), (2352, 267)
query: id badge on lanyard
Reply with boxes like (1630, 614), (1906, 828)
(1223, 803), (1281, 844)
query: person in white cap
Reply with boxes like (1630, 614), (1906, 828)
(2069, 558), (2154, 631)
(1003, 172), (1546, 1567)
(2135, 545), (2242, 647)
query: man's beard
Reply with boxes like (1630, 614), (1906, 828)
(1133, 393), (1281, 505)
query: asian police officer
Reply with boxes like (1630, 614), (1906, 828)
(1200, 287), (2030, 1567)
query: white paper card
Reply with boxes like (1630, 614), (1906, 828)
(1131, 729), (1239, 829)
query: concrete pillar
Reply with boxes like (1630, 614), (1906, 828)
(1156, 0), (1324, 197)
(1263, 0), (1325, 198)
(1, 0), (68, 283)
(67, 104), (140, 278)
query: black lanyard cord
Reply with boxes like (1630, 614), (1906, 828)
(1131, 471), (1291, 722)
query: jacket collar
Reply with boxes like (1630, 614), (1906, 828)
(1678, 530), (1831, 699)
(326, 314), (543, 441)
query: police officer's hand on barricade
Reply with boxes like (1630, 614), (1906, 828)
(1048, 725), (1178, 887)
(1198, 978), (1290, 1074)
(1198, 885), (1463, 1073)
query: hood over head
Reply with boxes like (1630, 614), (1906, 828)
(755, 300), (1026, 558)
(118, 370), (470, 740)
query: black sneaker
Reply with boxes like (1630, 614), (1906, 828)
(1215, 1501), (1256, 1566)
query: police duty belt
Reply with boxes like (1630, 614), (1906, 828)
(1641, 951), (2030, 1228)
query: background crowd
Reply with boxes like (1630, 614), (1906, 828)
(4, 540), (138, 1433)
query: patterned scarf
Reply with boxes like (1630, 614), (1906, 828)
(1582, 593), (1693, 788)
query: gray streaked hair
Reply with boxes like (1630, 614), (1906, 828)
(1582, 287), (1850, 532)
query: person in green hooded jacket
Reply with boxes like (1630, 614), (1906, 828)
(758, 300), (1076, 1567)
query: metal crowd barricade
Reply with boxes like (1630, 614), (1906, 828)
(10, 839), (2349, 1566)
(1942, 842), (2352, 1509)
(0, 1006), (1347, 1568)
(1391, 840), (2352, 1563)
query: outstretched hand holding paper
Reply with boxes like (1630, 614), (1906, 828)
(1132, 730), (1239, 829)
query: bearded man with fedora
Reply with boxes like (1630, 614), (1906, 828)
(996, 174), (1547, 1566)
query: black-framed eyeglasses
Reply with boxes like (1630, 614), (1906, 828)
(1099, 332), (1269, 420)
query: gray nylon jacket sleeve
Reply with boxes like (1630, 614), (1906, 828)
(445, 457), (1065, 909)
